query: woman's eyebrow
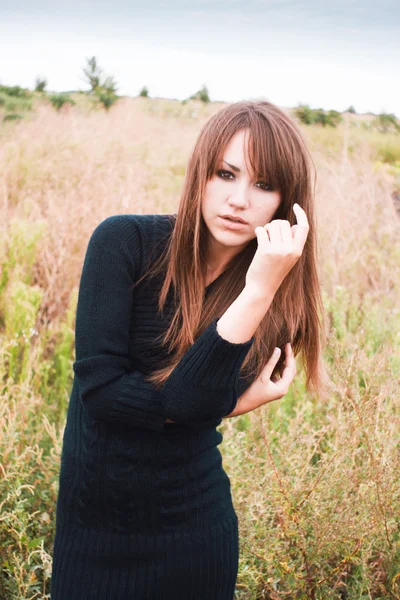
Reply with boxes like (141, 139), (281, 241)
(223, 160), (258, 179)
(223, 160), (241, 173)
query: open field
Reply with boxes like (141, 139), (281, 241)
(0, 97), (399, 599)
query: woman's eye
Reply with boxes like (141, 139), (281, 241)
(217, 169), (234, 180)
(256, 181), (274, 192)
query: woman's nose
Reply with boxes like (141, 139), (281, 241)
(228, 182), (250, 207)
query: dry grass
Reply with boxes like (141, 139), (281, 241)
(0, 98), (399, 599)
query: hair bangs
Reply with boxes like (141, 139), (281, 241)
(246, 124), (283, 193)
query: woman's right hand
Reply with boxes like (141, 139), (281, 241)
(245, 203), (309, 299)
(226, 343), (297, 418)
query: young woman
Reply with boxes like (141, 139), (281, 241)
(50, 100), (329, 599)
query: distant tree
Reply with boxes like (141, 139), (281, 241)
(313, 109), (328, 126)
(326, 109), (342, 127)
(49, 93), (76, 111)
(312, 109), (341, 127)
(294, 104), (341, 127)
(96, 91), (114, 110)
(139, 86), (149, 98)
(103, 75), (118, 94)
(82, 57), (120, 110)
(373, 112), (400, 134)
(347, 105), (356, 114)
(83, 56), (104, 93)
(96, 75), (118, 110)
(294, 104), (315, 125)
(189, 84), (210, 103)
(35, 76), (47, 92)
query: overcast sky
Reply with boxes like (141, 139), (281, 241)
(1, 0), (399, 115)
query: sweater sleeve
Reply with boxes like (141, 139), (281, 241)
(178, 371), (256, 430)
(72, 215), (168, 431)
(159, 318), (254, 423)
(72, 215), (255, 430)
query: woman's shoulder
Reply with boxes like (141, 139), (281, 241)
(91, 214), (176, 276)
(92, 213), (176, 240)
(83, 213), (176, 282)
(87, 213), (175, 256)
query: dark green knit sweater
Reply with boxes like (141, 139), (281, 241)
(50, 214), (255, 600)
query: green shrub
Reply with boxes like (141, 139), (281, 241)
(34, 77), (47, 92)
(139, 86), (149, 98)
(4, 97), (32, 112)
(373, 112), (400, 134)
(49, 93), (76, 111)
(294, 104), (342, 127)
(325, 109), (342, 127)
(376, 139), (400, 165)
(294, 104), (315, 125)
(3, 113), (23, 122)
(0, 85), (32, 99)
(189, 84), (210, 103)
(94, 76), (119, 111)
(0, 86), (32, 114)
(313, 108), (342, 127)
(0, 90), (32, 112)
(96, 90), (118, 110)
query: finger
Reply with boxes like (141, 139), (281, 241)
(293, 203), (309, 227)
(255, 225), (271, 247)
(279, 220), (292, 246)
(284, 342), (295, 369)
(275, 345), (296, 391)
(292, 204), (309, 250)
(280, 346), (296, 383)
(260, 347), (281, 381)
(266, 220), (293, 246)
(264, 222), (282, 244)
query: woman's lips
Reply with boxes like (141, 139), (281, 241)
(219, 216), (248, 231)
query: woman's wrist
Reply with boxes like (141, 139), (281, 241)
(215, 285), (275, 345)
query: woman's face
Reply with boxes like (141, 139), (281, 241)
(201, 128), (281, 268)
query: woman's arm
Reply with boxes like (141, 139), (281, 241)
(72, 216), (168, 431)
(224, 343), (296, 418)
(159, 289), (274, 422)
(216, 286), (275, 343)
(72, 216), (272, 430)
(165, 371), (255, 425)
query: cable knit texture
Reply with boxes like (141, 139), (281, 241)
(50, 213), (255, 600)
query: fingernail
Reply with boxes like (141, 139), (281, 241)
(274, 347), (280, 354)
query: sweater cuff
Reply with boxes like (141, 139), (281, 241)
(171, 317), (255, 390)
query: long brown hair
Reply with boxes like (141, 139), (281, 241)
(132, 100), (332, 400)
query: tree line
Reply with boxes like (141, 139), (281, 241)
(0, 56), (399, 133)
